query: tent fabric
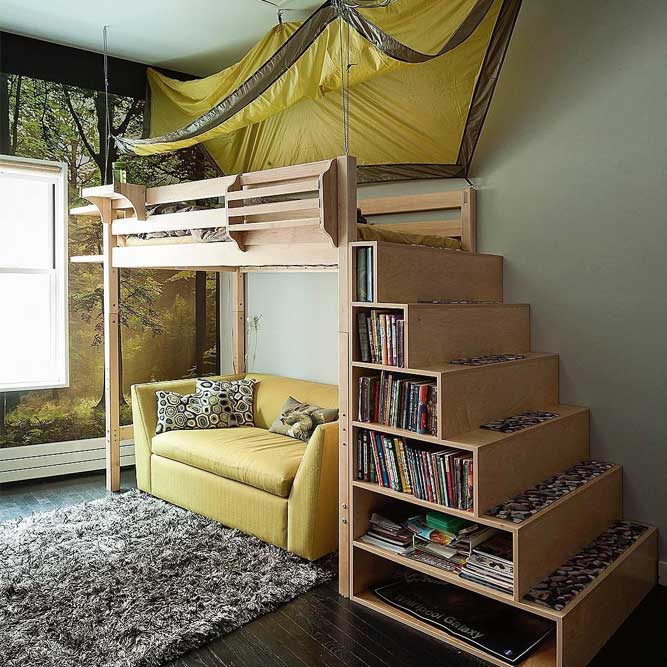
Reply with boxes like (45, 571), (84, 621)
(117, 0), (521, 181)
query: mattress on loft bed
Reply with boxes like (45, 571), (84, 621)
(121, 203), (463, 250)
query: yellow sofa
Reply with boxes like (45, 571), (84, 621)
(131, 373), (339, 561)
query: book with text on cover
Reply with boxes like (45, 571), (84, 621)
(373, 580), (553, 665)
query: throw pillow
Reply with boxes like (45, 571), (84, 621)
(155, 390), (234, 434)
(196, 378), (257, 427)
(269, 396), (338, 442)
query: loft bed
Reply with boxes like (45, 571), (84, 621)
(70, 155), (477, 597)
(72, 157), (476, 272)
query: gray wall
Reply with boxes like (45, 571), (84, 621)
(220, 0), (667, 566)
(471, 0), (667, 565)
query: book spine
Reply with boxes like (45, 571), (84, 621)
(397, 318), (404, 367)
(357, 312), (370, 363)
(396, 440), (412, 494)
(366, 246), (373, 302)
(418, 384), (429, 434)
(356, 248), (367, 302)
(357, 431), (364, 480)
(375, 433), (390, 488)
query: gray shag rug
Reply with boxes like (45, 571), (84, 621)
(0, 490), (334, 667)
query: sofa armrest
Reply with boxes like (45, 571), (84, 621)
(287, 421), (339, 560)
(130, 374), (244, 492)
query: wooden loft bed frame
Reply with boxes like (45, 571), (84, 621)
(70, 155), (477, 594)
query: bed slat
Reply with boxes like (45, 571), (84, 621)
(227, 197), (320, 218)
(226, 180), (319, 201)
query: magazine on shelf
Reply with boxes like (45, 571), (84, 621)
(373, 580), (553, 665)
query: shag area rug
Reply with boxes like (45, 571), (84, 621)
(0, 490), (334, 667)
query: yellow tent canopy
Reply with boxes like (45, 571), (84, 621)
(117, 0), (521, 181)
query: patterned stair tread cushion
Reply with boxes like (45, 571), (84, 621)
(269, 396), (339, 442)
(155, 390), (234, 434)
(196, 378), (256, 427)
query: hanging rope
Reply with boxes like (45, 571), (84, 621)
(103, 25), (112, 184)
(337, 10), (352, 155)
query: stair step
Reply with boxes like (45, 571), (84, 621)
(513, 464), (623, 598)
(352, 240), (503, 303)
(353, 352), (560, 440)
(446, 405), (590, 514)
(353, 302), (530, 368)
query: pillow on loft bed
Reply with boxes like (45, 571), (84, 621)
(356, 225), (462, 250)
(269, 396), (339, 442)
(132, 202), (232, 243)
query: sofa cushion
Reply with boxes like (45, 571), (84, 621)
(152, 427), (307, 498)
(269, 396), (339, 441)
(245, 374), (338, 430)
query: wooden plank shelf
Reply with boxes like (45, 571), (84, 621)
(351, 479), (506, 528)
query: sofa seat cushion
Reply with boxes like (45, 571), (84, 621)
(152, 427), (306, 498)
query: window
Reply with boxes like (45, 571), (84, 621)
(0, 156), (69, 391)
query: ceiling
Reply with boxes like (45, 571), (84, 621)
(0, 0), (322, 76)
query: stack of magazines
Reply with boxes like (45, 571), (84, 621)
(404, 512), (498, 574)
(359, 513), (413, 554)
(459, 532), (514, 594)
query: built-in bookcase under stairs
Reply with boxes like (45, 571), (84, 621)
(346, 241), (658, 667)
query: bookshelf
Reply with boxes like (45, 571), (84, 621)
(345, 240), (658, 667)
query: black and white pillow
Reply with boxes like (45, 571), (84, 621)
(155, 390), (234, 434)
(196, 378), (257, 427)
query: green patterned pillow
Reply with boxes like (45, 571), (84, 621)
(269, 396), (338, 442)
(196, 378), (256, 427)
(155, 390), (234, 434)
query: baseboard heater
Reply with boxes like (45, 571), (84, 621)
(0, 437), (135, 484)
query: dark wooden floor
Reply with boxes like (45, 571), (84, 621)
(1, 469), (665, 667)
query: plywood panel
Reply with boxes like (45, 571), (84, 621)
(366, 241), (503, 303)
(440, 354), (560, 438)
(405, 303), (530, 367)
(559, 528), (657, 667)
(515, 467), (623, 599)
(469, 406), (590, 513)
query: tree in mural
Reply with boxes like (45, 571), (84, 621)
(1, 73), (218, 446)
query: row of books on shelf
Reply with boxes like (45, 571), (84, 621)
(356, 429), (472, 510)
(356, 246), (374, 302)
(359, 510), (514, 596)
(358, 372), (437, 436)
(357, 310), (404, 367)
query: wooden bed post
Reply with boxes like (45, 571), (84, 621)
(231, 270), (246, 374)
(461, 186), (477, 252)
(336, 155), (357, 597)
(92, 197), (122, 492)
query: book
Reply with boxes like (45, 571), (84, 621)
(356, 309), (404, 367)
(356, 248), (368, 301)
(373, 580), (553, 665)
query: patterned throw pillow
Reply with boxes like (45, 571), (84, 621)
(269, 396), (338, 442)
(196, 378), (257, 427)
(155, 390), (234, 434)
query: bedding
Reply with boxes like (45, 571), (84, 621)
(122, 202), (463, 251)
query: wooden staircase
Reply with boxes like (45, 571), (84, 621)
(346, 240), (657, 667)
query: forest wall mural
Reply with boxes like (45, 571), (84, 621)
(0, 71), (218, 448)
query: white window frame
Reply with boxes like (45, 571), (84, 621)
(0, 154), (69, 392)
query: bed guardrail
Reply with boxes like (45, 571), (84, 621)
(74, 159), (339, 253)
